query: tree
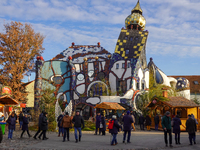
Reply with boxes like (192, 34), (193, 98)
(0, 21), (44, 103)
(191, 94), (200, 105)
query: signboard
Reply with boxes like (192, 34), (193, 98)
(1, 86), (12, 96)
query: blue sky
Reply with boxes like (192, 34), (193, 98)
(0, 0), (200, 82)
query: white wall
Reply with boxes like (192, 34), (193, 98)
(144, 71), (149, 89)
(177, 89), (190, 100)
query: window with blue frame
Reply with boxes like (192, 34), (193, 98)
(128, 62), (131, 68)
(122, 63), (125, 68)
(116, 63), (119, 69)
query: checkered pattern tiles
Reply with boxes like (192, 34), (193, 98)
(114, 29), (148, 59)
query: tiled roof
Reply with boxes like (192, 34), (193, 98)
(147, 96), (199, 108)
(52, 45), (111, 63)
(166, 97), (199, 107)
(169, 75), (200, 94)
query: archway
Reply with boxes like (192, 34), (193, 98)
(87, 81), (109, 97)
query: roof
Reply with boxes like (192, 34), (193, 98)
(52, 44), (111, 63)
(132, 0), (143, 14)
(22, 80), (34, 87)
(94, 102), (125, 110)
(147, 96), (199, 108)
(169, 76), (200, 93)
(0, 95), (19, 105)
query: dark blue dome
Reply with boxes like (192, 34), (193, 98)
(176, 77), (187, 89)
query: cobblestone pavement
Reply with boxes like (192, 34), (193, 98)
(0, 126), (200, 150)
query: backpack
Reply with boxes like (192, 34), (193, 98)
(108, 120), (114, 129)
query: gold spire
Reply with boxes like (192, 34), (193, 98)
(131, 0), (143, 14)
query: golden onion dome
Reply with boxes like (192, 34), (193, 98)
(125, 0), (146, 30)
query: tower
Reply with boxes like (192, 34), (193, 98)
(114, 0), (148, 69)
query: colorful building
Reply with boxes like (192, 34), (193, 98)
(34, 1), (199, 119)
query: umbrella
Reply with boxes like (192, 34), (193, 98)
(94, 102), (125, 110)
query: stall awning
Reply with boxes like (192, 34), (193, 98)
(94, 102), (125, 110)
(0, 95), (19, 105)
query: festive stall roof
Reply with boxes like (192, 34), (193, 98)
(94, 102), (125, 110)
(0, 95), (19, 105)
(147, 97), (199, 108)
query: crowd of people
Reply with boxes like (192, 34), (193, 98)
(3, 109), (199, 147)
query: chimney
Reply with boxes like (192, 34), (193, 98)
(162, 87), (168, 98)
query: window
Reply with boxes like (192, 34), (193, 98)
(135, 36), (139, 40)
(116, 63), (119, 69)
(194, 81), (199, 85)
(128, 63), (131, 68)
(125, 49), (129, 55)
(136, 82), (140, 90)
(122, 63), (125, 68)
(142, 83), (145, 90)
(125, 36), (128, 40)
(117, 80), (127, 95)
(130, 37), (133, 41)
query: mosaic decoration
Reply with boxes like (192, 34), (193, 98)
(34, 58), (44, 112)
(53, 44), (111, 63)
(176, 77), (190, 90)
(114, 29), (148, 59)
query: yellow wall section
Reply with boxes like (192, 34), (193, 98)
(25, 81), (35, 107)
(180, 119), (187, 131)
(187, 107), (197, 118)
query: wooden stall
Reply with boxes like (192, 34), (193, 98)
(146, 97), (199, 131)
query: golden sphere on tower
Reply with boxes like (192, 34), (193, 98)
(107, 55), (111, 58)
(95, 56), (99, 60)
(84, 57), (87, 61)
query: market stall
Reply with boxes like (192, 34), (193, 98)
(147, 96), (200, 131)
(0, 95), (19, 135)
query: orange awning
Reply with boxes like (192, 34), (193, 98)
(0, 95), (19, 105)
(94, 102), (125, 110)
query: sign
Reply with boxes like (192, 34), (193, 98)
(20, 103), (26, 108)
(2, 86), (12, 95)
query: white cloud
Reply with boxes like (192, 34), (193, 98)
(0, 0), (200, 61)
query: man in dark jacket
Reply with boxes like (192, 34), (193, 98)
(57, 112), (64, 137)
(7, 112), (16, 139)
(40, 112), (48, 140)
(20, 114), (31, 138)
(18, 111), (23, 129)
(100, 113), (106, 135)
(33, 111), (44, 139)
(186, 114), (197, 145)
(161, 111), (173, 147)
(154, 114), (159, 131)
(94, 112), (101, 135)
(172, 115), (181, 144)
(109, 115), (122, 146)
(122, 111), (133, 143)
(139, 115), (145, 130)
(72, 110), (84, 143)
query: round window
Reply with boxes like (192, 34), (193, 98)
(97, 72), (105, 80)
(50, 75), (63, 85)
(77, 73), (84, 81)
(53, 76), (63, 84)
